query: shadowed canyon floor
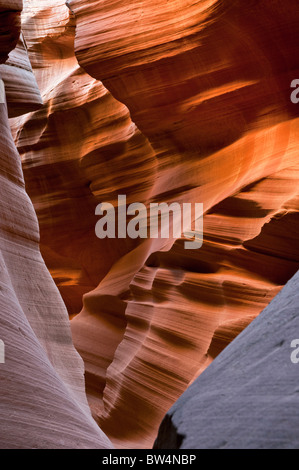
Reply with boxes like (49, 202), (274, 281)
(0, 0), (299, 449)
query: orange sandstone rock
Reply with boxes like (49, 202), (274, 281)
(0, 0), (112, 449)
(10, 0), (299, 449)
(63, 0), (299, 448)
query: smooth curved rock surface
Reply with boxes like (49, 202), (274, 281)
(0, 33), (43, 117)
(8, 0), (299, 449)
(0, 0), (112, 449)
(11, 0), (155, 317)
(154, 268), (299, 449)
(65, 0), (299, 447)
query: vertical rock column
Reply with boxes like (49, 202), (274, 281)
(0, 1), (112, 449)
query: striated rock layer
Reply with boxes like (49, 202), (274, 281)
(154, 268), (299, 449)
(10, 0), (299, 448)
(11, 0), (155, 317)
(67, 0), (299, 448)
(0, 32), (43, 118)
(0, 0), (112, 449)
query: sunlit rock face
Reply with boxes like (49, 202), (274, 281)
(63, 0), (299, 448)
(0, 0), (112, 449)
(11, 0), (155, 317)
(10, 0), (299, 449)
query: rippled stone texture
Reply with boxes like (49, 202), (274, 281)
(10, 0), (299, 449)
(12, 0), (155, 317)
(65, 0), (299, 448)
(154, 268), (299, 449)
(0, 0), (112, 449)
(0, 33), (42, 117)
